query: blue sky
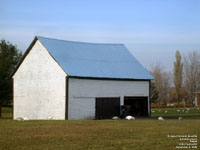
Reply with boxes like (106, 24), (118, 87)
(0, 0), (200, 71)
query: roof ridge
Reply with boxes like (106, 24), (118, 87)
(36, 36), (124, 46)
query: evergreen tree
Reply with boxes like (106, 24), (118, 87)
(150, 82), (159, 103)
(0, 39), (22, 117)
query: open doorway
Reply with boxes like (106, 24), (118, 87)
(124, 97), (148, 117)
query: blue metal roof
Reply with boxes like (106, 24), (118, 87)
(37, 36), (153, 80)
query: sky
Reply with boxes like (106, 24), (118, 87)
(0, 0), (200, 72)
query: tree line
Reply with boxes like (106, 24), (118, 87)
(150, 50), (200, 106)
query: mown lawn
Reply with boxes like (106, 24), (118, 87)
(0, 119), (200, 150)
(151, 107), (200, 119)
(0, 107), (200, 150)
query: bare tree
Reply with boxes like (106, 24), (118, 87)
(150, 64), (172, 104)
(183, 51), (200, 105)
(173, 50), (183, 104)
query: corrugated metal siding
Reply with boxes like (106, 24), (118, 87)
(37, 36), (153, 80)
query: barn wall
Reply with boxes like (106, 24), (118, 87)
(13, 40), (67, 120)
(68, 78), (149, 120)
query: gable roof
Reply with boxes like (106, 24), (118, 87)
(12, 36), (153, 80)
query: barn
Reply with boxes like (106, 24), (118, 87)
(195, 91), (200, 106)
(12, 36), (153, 120)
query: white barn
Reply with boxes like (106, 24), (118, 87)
(12, 36), (153, 120)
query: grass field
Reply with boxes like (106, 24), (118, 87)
(151, 107), (200, 119)
(0, 107), (200, 150)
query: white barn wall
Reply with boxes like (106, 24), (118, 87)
(13, 40), (67, 120)
(68, 78), (149, 120)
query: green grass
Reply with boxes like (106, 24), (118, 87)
(0, 107), (200, 150)
(0, 120), (200, 150)
(151, 107), (200, 119)
(1, 107), (13, 119)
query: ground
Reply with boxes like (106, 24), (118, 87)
(151, 107), (200, 119)
(0, 107), (200, 150)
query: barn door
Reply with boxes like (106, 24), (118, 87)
(124, 97), (148, 117)
(96, 97), (120, 119)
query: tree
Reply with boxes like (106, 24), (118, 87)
(0, 39), (22, 117)
(170, 87), (185, 104)
(150, 81), (159, 103)
(173, 50), (183, 104)
(150, 64), (172, 104)
(183, 51), (200, 105)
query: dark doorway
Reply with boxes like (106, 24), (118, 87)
(96, 97), (120, 119)
(124, 97), (148, 117)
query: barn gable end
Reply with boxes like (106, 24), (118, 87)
(13, 40), (67, 120)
